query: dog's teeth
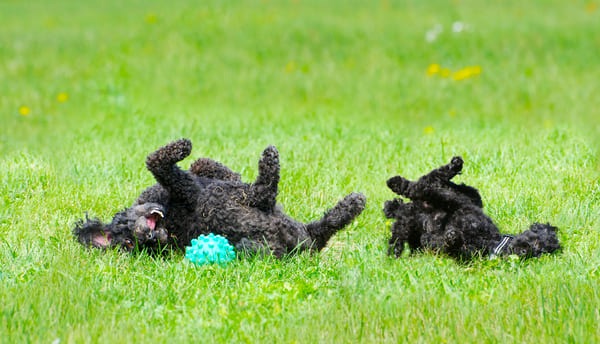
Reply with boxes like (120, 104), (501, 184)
(151, 209), (164, 217)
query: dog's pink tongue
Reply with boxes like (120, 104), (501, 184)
(147, 216), (157, 230)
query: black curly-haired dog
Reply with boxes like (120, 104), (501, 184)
(74, 139), (366, 258)
(384, 156), (560, 260)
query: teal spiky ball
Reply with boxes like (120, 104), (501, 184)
(185, 233), (236, 265)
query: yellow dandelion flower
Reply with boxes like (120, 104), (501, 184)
(469, 65), (482, 75)
(424, 126), (435, 134)
(57, 92), (69, 102)
(586, 2), (597, 12)
(19, 106), (30, 116)
(427, 63), (441, 76)
(452, 68), (471, 81)
(452, 66), (481, 81)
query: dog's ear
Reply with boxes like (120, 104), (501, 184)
(529, 222), (558, 235)
(73, 216), (113, 249)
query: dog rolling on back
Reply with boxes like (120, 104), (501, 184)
(74, 139), (366, 258)
(384, 156), (560, 260)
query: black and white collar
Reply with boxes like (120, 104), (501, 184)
(490, 235), (514, 257)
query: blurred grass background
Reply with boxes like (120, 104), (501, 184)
(1, 0), (599, 342)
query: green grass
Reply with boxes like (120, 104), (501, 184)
(1, 0), (599, 342)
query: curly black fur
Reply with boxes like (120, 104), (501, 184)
(74, 139), (366, 257)
(384, 156), (560, 260)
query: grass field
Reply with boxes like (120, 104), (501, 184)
(1, 0), (599, 342)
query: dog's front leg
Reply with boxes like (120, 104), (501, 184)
(145, 139), (201, 205)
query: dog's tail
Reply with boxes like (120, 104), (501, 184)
(305, 192), (366, 250)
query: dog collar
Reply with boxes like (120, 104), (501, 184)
(491, 235), (514, 257)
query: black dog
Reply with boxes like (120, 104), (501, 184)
(74, 139), (366, 257)
(384, 156), (560, 260)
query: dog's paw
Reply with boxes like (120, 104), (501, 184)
(387, 176), (410, 195)
(262, 145), (279, 159)
(347, 192), (367, 212)
(260, 145), (279, 167)
(147, 139), (192, 169)
(449, 156), (463, 173)
(168, 138), (192, 161)
(383, 198), (404, 218)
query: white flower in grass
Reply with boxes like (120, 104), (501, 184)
(452, 21), (469, 33)
(425, 24), (443, 43)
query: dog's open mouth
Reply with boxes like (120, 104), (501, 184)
(146, 209), (164, 230)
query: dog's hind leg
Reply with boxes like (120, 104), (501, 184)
(387, 156), (464, 196)
(189, 158), (242, 182)
(417, 156), (484, 208)
(387, 156), (481, 208)
(305, 192), (366, 250)
(145, 139), (201, 205)
(424, 156), (464, 182)
(247, 146), (280, 212)
(387, 156), (462, 194)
